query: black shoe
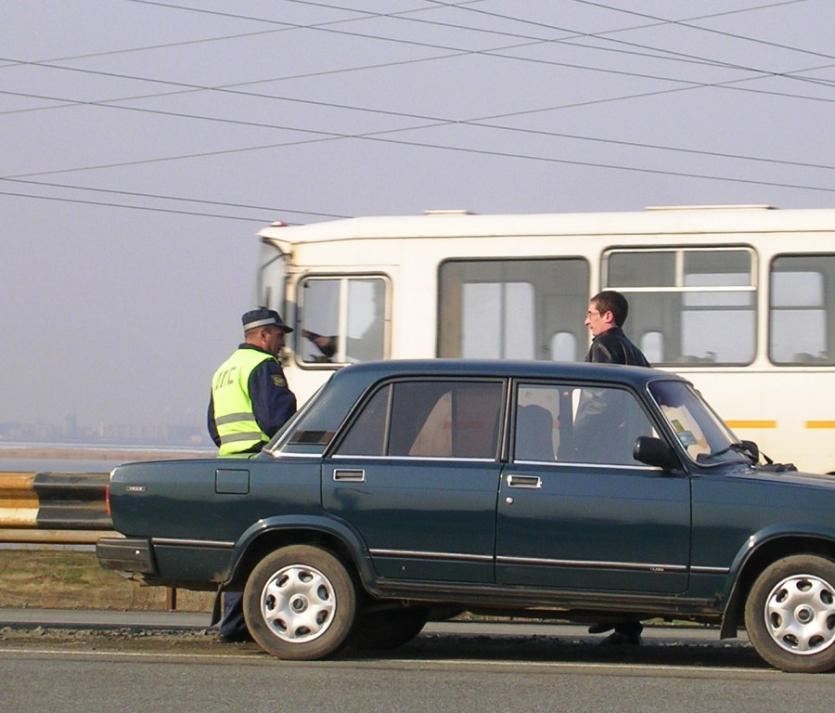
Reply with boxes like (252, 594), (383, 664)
(217, 630), (253, 643)
(599, 630), (641, 646)
(588, 622), (614, 634)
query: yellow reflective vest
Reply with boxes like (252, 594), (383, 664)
(211, 347), (275, 456)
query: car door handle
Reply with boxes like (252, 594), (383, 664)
(333, 469), (366, 483)
(506, 474), (542, 489)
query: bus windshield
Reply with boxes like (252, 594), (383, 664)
(648, 381), (744, 465)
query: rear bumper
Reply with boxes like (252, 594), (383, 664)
(96, 537), (156, 575)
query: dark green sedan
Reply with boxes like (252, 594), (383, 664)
(97, 360), (835, 672)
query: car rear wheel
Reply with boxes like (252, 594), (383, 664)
(744, 554), (835, 672)
(349, 606), (429, 651)
(243, 545), (356, 660)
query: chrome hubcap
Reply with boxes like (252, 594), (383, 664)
(764, 574), (835, 655)
(261, 564), (336, 643)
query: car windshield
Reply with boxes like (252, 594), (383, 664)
(648, 380), (744, 465)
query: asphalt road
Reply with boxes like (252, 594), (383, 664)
(0, 611), (831, 713)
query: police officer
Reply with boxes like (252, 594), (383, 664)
(207, 308), (297, 641)
(208, 308), (297, 456)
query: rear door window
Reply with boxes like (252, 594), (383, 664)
(336, 380), (504, 460)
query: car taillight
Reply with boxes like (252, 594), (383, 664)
(105, 483), (111, 517)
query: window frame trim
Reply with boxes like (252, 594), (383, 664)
(601, 244), (759, 367)
(294, 271), (392, 370)
(602, 245), (758, 290)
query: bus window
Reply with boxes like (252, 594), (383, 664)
(298, 276), (387, 365)
(770, 255), (834, 364)
(462, 282), (534, 358)
(550, 332), (577, 361)
(640, 331), (663, 363)
(438, 258), (589, 361)
(604, 248), (755, 365)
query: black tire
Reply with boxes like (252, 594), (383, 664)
(744, 554), (835, 673)
(349, 607), (429, 651)
(243, 545), (356, 660)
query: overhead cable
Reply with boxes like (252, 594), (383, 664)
(0, 178), (350, 218)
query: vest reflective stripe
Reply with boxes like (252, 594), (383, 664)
(221, 431), (264, 444)
(211, 348), (275, 456)
(214, 412), (256, 426)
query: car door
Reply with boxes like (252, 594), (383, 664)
(322, 378), (505, 584)
(495, 380), (691, 594)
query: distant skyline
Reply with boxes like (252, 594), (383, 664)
(2, 1), (834, 443)
(0, 414), (206, 448)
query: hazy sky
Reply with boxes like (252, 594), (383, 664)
(1, 0), (833, 443)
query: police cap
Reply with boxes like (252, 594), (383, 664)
(241, 308), (293, 333)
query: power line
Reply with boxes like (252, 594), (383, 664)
(6, 103), (835, 197)
(3, 3), (831, 189)
(0, 189), (278, 222)
(592, 0), (813, 26)
(4, 57), (835, 182)
(0, 52), (470, 118)
(0, 86), (345, 136)
(365, 133), (835, 195)
(4, 132), (344, 179)
(0, 51), (735, 124)
(9, 51), (831, 126)
(0, 0), (488, 70)
(569, 0), (833, 63)
(0, 28), (301, 70)
(0, 40), (730, 98)
(0, 178), (350, 218)
(120, 0), (835, 90)
(1, 0), (811, 115)
(3, 1), (830, 126)
(3, 40), (834, 137)
(281, 0), (830, 81)
(420, 0), (835, 89)
(14, 46), (835, 107)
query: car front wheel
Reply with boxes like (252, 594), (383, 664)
(243, 545), (357, 660)
(744, 554), (835, 673)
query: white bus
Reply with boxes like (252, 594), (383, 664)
(257, 205), (835, 473)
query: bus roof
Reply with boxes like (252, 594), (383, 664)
(259, 206), (835, 246)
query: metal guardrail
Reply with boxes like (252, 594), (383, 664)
(0, 471), (115, 543)
(0, 470), (181, 609)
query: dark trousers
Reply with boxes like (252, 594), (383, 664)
(219, 591), (246, 637)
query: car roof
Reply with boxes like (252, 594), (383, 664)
(332, 359), (683, 390)
(272, 359), (687, 456)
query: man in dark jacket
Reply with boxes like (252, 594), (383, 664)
(584, 290), (650, 366)
(583, 290), (649, 646)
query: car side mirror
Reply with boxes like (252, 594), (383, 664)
(740, 439), (759, 462)
(633, 436), (680, 471)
